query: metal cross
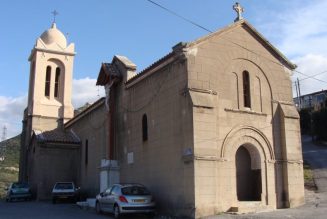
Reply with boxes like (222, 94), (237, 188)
(233, 2), (244, 22)
(51, 10), (59, 23)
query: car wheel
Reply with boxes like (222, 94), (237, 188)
(113, 205), (120, 219)
(95, 202), (102, 214)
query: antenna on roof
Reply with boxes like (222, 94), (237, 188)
(51, 10), (59, 23)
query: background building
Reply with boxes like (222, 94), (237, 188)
(293, 90), (327, 111)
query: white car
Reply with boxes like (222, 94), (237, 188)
(51, 182), (79, 204)
(95, 183), (156, 218)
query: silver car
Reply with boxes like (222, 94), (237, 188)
(95, 183), (156, 218)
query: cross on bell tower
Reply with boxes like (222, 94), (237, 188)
(233, 2), (244, 22)
(51, 10), (59, 23)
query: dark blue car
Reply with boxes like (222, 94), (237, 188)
(5, 182), (32, 202)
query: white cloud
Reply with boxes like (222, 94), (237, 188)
(72, 77), (105, 108)
(277, 1), (327, 57)
(0, 77), (105, 140)
(257, 0), (327, 96)
(291, 54), (327, 96)
(0, 95), (27, 139)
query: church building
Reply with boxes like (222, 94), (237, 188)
(20, 3), (304, 218)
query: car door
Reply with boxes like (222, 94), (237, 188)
(99, 187), (113, 212)
(107, 185), (120, 211)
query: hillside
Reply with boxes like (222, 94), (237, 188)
(0, 135), (20, 199)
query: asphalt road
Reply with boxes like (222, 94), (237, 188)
(302, 135), (327, 192)
(0, 199), (153, 219)
(0, 200), (109, 219)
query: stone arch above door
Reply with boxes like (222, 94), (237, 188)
(219, 126), (277, 207)
(220, 125), (275, 162)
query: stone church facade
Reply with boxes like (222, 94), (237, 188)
(96, 20), (304, 217)
(20, 10), (304, 219)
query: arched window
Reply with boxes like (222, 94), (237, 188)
(243, 71), (251, 108)
(142, 114), (148, 141)
(54, 67), (61, 98)
(45, 66), (51, 97)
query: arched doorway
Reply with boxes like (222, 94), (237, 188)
(236, 145), (262, 201)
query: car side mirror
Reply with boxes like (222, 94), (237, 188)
(100, 192), (104, 197)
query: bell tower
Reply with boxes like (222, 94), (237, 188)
(27, 22), (75, 131)
(19, 21), (76, 182)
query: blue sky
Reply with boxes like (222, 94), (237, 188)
(1, 0), (327, 138)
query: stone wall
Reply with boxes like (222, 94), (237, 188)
(67, 101), (108, 197)
(115, 56), (196, 217)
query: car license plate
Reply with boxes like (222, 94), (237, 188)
(133, 199), (145, 203)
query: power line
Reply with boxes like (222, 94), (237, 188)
(145, 0), (327, 85)
(145, 0), (213, 33)
(293, 70), (327, 84)
(298, 70), (327, 82)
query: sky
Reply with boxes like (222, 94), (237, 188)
(1, 0), (327, 138)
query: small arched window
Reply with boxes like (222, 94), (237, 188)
(54, 67), (61, 98)
(45, 66), (51, 97)
(243, 71), (251, 108)
(142, 114), (148, 141)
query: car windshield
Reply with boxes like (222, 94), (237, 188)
(12, 183), (29, 189)
(55, 183), (73, 190)
(121, 186), (150, 196)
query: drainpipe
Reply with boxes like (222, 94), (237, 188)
(105, 79), (115, 160)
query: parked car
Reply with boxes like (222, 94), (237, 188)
(5, 182), (32, 202)
(51, 182), (80, 204)
(95, 183), (156, 218)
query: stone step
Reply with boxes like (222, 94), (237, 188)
(228, 201), (273, 214)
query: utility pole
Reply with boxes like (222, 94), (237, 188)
(295, 81), (299, 109)
(1, 125), (7, 142)
(0, 125), (7, 161)
(297, 78), (302, 109)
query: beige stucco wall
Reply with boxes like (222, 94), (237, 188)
(114, 57), (195, 217)
(67, 102), (108, 197)
(28, 141), (80, 200)
(185, 23), (303, 218)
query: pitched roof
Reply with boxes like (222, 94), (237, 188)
(96, 63), (121, 86)
(104, 20), (296, 88)
(125, 51), (176, 86)
(96, 55), (136, 86)
(65, 97), (105, 128)
(187, 19), (296, 70)
(33, 129), (80, 144)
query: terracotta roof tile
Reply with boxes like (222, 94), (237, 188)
(35, 129), (80, 144)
